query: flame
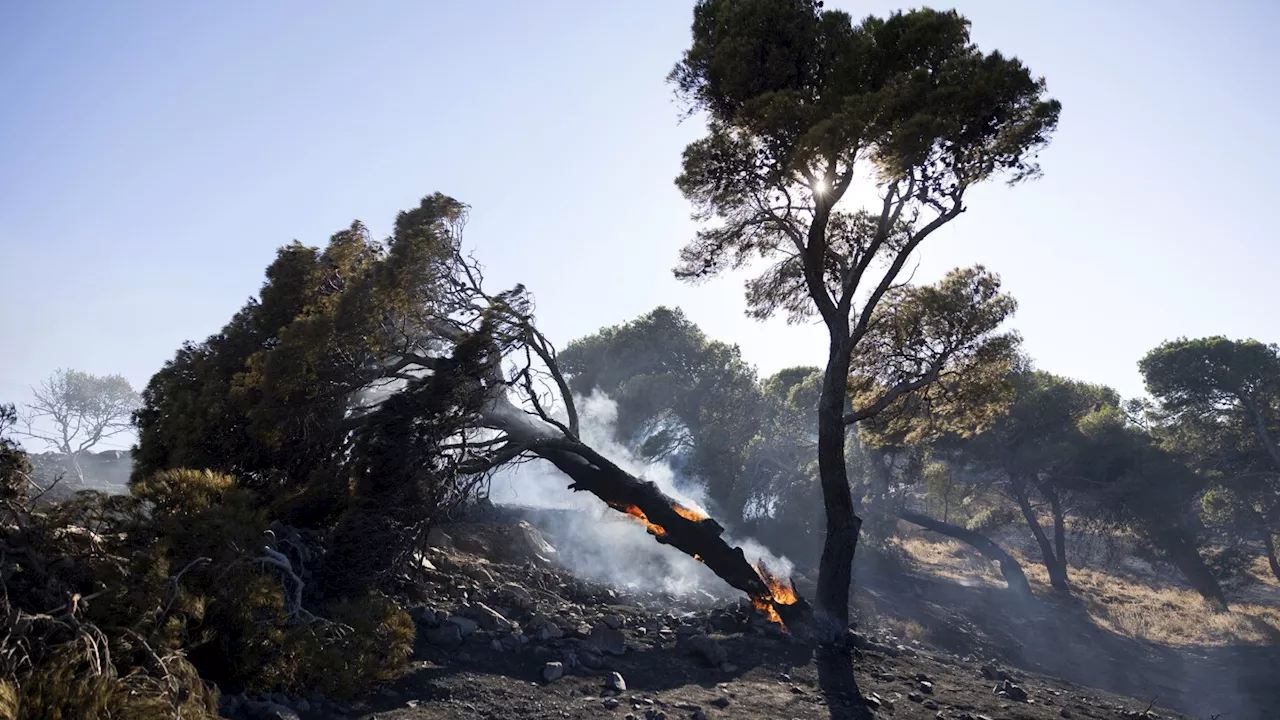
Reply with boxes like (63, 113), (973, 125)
(610, 503), (667, 537)
(751, 562), (799, 628)
(673, 504), (708, 522)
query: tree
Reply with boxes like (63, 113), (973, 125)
(1140, 337), (1280, 582)
(18, 369), (139, 484)
(558, 307), (767, 518)
(670, 0), (1059, 629)
(135, 194), (806, 623)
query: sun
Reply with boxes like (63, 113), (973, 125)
(813, 179), (827, 194)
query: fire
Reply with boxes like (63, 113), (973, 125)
(673, 504), (708, 522)
(751, 562), (799, 628)
(610, 503), (667, 537)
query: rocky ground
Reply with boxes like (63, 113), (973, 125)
(213, 514), (1263, 720)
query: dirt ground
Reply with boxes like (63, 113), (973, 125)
(226, 517), (1277, 720)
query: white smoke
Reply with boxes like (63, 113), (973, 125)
(488, 391), (792, 597)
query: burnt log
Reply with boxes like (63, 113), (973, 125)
(532, 437), (810, 624)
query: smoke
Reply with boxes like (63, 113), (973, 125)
(489, 391), (792, 597)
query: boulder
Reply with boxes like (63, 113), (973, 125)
(588, 622), (627, 656)
(425, 623), (464, 649)
(467, 602), (514, 632)
(446, 615), (479, 636)
(542, 661), (565, 683)
(684, 634), (727, 667)
(603, 671), (627, 694)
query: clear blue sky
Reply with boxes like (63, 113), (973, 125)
(2, 1), (1277, 451)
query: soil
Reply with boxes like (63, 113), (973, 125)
(224, 515), (1278, 720)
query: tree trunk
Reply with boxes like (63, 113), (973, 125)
(1046, 485), (1070, 581)
(815, 341), (860, 633)
(529, 441), (810, 626)
(1263, 529), (1280, 584)
(1012, 479), (1070, 593)
(1161, 532), (1229, 611)
(899, 509), (1032, 595)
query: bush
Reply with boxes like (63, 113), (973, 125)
(2, 465), (417, 716)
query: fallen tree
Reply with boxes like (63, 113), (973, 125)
(133, 194), (807, 628)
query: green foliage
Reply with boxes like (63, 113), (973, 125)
(853, 267), (1020, 445)
(133, 194), (470, 509)
(1, 404), (30, 502)
(670, 1), (1060, 301)
(1141, 337), (1280, 419)
(560, 307), (766, 515)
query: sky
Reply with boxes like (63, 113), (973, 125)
(2, 0), (1278, 452)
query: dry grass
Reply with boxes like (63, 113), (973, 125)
(895, 533), (1280, 647)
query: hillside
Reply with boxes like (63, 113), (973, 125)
(216, 512), (1276, 720)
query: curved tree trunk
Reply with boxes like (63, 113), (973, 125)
(815, 340), (860, 633)
(1264, 531), (1280, 584)
(523, 437), (810, 626)
(1012, 479), (1070, 593)
(898, 509), (1032, 595)
(1160, 531), (1229, 611)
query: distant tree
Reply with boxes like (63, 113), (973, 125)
(670, 0), (1059, 629)
(1140, 337), (1280, 582)
(1, 403), (32, 501)
(558, 307), (766, 517)
(18, 369), (139, 484)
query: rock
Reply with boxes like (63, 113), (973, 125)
(604, 698), (620, 710)
(425, 623), (464, 649)
(427, 527), (453, 550)
(528, 614), (564, 641)
(500, 633), (523, 651)
(253, 702), (300, 720)
(981, 663), (1011, 682)
(604, 671), (627, 694)
(919, 680), (934, 693)
(709, 697), (730, 709)
(468, 602), (514, 632)
(292, 698), (310, 712)
(543, 661), (565, 683)
(864, 694), (882, 710)
(908, 692), (924, 703)
(579, 648), (604, 669)
(915, 672), (931, 681)
(446, 615), (479, 636)
(464, 565), (495, 584)
(1060, 710), (1073, 719)
(684, 634), (727, 667)
(924, 698), (939, 710)
(693, 711), (708, 720)
(408, 605), (439, 627)
(602, 614), (623, 630)
(996, 679), (1029, 702)
(877, 672), (896, 682)
(490, 638), (504, 652)
(588, 622), (628, 656)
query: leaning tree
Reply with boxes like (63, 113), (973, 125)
(1141, 337), (1280, 582)
(135, 194), (806, 621)
(668, 0), (1060, 629)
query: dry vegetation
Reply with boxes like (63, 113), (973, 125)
(894, 530), (1280, 647)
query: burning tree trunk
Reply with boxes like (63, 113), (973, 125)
(529, 439), (807, 626)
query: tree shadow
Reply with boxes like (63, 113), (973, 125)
(815, 646), (876, 720)
(854, 569), (1280, 720)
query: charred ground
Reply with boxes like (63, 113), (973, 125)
(216, 510), (1276, 720)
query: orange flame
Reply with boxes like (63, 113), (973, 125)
(610, 503), (667, 537)
(751, 563), (799, 628)
(673, 504), (708, 522)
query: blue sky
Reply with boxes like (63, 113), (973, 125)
(2, 1), (1277, 451)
